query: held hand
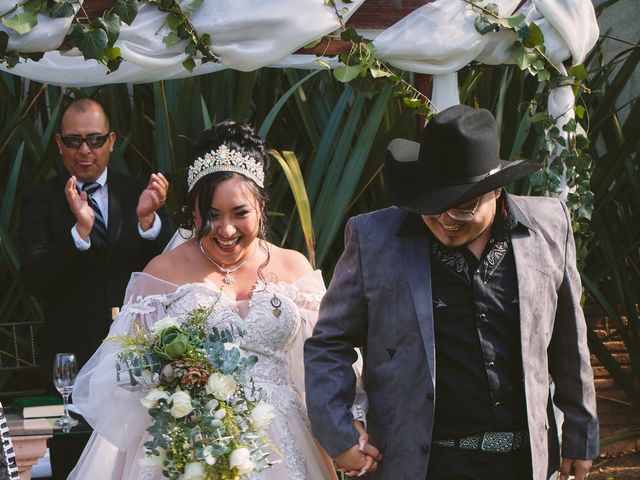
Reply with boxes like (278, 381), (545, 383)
(137, 173), (169, 230)
(64, 176), (94, 239)
(559, 458), (592, 480)
(333, 421), (382, 477)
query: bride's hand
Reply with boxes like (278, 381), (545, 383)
(333, 421), (382, 477)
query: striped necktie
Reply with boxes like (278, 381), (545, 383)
(82, 182), (108, 250)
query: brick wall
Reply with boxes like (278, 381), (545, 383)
(586, 300), (640, 455)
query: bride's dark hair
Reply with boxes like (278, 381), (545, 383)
(179, 121), (271, 277)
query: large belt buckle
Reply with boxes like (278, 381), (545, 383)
(480, 431), (514, 453)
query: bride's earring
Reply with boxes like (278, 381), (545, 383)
(271, 294), (282, 318)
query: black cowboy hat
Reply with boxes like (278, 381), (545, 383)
(385, 104), (540, 215)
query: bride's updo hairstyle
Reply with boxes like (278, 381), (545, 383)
(180, 121), (270, 242)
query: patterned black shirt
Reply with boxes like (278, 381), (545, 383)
(398, 193), (530, 439)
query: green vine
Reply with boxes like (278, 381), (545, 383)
(0, 0), (217, 72)
(322, 1), (436, 118)
(466, 0), (594, 256)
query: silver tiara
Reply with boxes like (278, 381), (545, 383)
(187, 144), (264, 191)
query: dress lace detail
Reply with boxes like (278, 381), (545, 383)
(69, 271), (336, 480)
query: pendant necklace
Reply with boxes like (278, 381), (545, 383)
(198, 240), (256, 285)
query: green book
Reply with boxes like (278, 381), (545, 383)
(12, 395), (64, 418)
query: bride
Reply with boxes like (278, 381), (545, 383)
(69, 121), (371, 479)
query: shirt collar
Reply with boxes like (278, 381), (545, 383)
(77, 168), (108, 190)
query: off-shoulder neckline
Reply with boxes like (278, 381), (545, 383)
(131, 269), (322, 288)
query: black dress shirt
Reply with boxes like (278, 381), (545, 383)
(399, 194), (529, 439)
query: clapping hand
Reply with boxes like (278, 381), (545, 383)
(333, 421), (382, 477)
(65, 176), (94, 240)
(136, 173), (169, 231)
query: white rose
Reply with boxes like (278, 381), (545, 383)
(229, 447), (255, 474)
(205, 372), (237, 401)
(250, 402), (276, 431)
(139, 447), (166, 470)
(169, 391), (193, 418)
(140, 388), (169, 409)
(151, 316), (180, 333)
(184, 461), (205, 480)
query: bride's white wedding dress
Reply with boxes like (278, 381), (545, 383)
(69, 270), (341, 479)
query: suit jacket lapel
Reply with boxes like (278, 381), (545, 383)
(401, 234), (436, 385)
(512, 224), (538, 366)
(107, 173), (124, 250)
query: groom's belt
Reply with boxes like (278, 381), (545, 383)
(432, 431), (527, 453)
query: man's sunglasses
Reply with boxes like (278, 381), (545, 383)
(60, 133), (110, 149)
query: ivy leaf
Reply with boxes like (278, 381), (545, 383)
(2, 11), (38, 35)
(340, 27), (363, 43)
(78, 28), (109, 60)
(200, 33), (211, 46)
(522, 22), (544, 48)
(106, 46), (122, 60)
(529, 112), (549, 124)
(568, 64), (587, 82)
(369, 65), (391, 78)
(49, 2), (74, 18)
(182, 57), (195, 72)
(24, 0), (46, 14)
(167, 13), (183, 29)
(333, 65), (361, 82)
(474, 14), (498, 35)
(112, 0), (139, 25)
(303, 38), (322, 50)
(185, 0), (203, 15)
(101, 13), (122, 46)
(163, 32), (182, 47)
(536, 69), (550, 82)
(184, 40), (196, 56)
(498, 13), (525, 29)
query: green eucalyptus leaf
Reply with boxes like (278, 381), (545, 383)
(112, 0), (138, 25)
(2, 11), (38, 35)
(333, 65), (361, 82)
(49, 2), (74, 18)
(182, 57), (196, 72)
(163, 32), (182, 47)
(78, 27), (109, 60)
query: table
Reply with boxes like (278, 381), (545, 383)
(6, 413), (91, 480)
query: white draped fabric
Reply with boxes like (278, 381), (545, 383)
(0, 0), (597, 92)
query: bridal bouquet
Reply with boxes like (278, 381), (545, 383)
(109, 306), (277, 479)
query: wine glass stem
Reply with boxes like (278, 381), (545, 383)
(62, 393), (71, 418)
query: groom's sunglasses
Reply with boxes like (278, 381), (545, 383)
(60, 133), (110, 149)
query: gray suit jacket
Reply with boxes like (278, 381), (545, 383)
(305, 195), (599, 480)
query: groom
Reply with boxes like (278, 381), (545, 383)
(304, 105), (599, 479)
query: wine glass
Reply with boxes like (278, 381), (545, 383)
(52, 352), (79, 429)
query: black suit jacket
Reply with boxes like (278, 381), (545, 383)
(20, 170), (172, 385)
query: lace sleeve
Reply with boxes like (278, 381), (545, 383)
(287, 271), (368, 425)
(73, 273), (178, 450)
